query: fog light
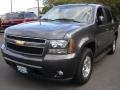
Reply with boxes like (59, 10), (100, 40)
(54, 70), (64, 78)
(57, 70), (63, 76)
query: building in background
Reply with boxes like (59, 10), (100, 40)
(27, 7), (44, 16)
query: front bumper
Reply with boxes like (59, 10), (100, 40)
(1, 44), (78, 79)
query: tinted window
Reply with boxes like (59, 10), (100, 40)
(3, 12), (37, 20)
(24, 12), (37, 18)
(4, 13), (24, 19)
(104, 8), (112, 23)
(4, 13), (12, 19)
(12, 13), (23, 19)
(18, 13), (24, 19)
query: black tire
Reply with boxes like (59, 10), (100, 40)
(72, 48), (93, 85)
(108, 39), (116, 55)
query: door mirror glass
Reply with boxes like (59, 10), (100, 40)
(96, 16), (105, 25)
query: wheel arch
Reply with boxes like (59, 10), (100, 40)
(78, 40), (96, 57)
(115, 31), (118, 40)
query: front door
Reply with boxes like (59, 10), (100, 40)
(95, 7), (110, 54)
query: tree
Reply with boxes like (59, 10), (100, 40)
(43, 0), (120, 22)
(42, 5), (52, 14)
(44, 0), (120, 6)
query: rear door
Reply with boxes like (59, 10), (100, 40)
(104, 7), (115, 44)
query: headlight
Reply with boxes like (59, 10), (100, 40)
(50, 40), (68, 48)
(48, 39), (74, 54)
(48, 40), (68, 54)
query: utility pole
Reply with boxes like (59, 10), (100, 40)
(11, 0), (13, 13)
(36, 0), (40, 16)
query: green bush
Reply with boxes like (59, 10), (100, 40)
(111, 4), (120, 22)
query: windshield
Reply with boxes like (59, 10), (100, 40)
(41, 5), (94, 23)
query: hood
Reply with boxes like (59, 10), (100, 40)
(6, 21), (84, 39)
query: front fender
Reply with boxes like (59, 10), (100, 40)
(77, 37), (95, 54)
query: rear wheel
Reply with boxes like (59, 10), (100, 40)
(73, 48), (93, 85)
(108, 39), (116, 55)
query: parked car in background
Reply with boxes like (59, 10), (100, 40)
(0, 15), (3, 30)
(0, 12), (37, 30)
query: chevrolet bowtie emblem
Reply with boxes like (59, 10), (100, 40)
(15, 40), (25, 46)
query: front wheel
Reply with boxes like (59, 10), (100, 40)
(73, 48), (93, 85)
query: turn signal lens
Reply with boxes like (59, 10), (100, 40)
(67, 39), (74, 54)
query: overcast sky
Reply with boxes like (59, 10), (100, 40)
(0, 0), (43, 15)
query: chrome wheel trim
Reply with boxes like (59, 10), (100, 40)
(113, 40), (116, 52)
(82, 56), (91, 78)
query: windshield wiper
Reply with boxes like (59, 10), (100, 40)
(53, 18), (81, 23)
(41, 18), (81, 23)
(41, 18), (54, 21)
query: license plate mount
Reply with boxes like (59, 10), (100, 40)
(17, 65), (28, 74)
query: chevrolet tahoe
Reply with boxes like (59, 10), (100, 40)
(1, 4), (119, 85)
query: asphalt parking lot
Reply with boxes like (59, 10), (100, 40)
(0, 28), (120, 90)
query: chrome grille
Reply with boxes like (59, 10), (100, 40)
(6, 35), (46, 44)
(6, 35), (46, 56)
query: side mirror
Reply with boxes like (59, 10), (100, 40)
(38, 14), (43, 19)
(39, 16), (42, 19)
(99, 16), (105, 23)
(96, 16), (105, 25)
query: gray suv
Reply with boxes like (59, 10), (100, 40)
(1, 4), (119, 85)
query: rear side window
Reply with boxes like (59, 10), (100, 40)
(4, 13), (12, 19)
(24, 12), (37, 18)
(12, 13), (23, 19)
(104, 8), (112, 23)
